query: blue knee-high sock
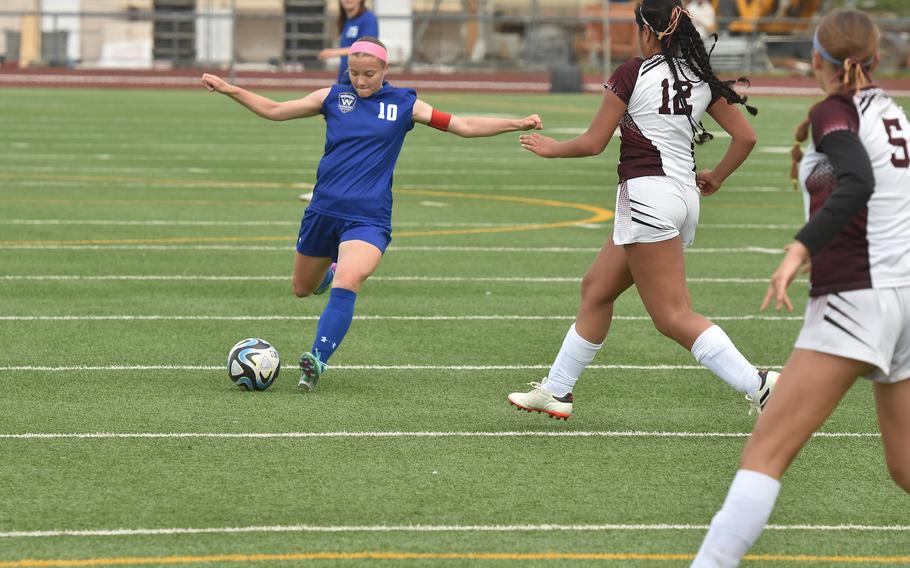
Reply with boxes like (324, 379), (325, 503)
(311, 287), (357, 364)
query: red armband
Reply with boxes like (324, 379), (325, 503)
(429, 108), (452, 132)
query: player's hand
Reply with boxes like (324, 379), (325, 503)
(696, 169), (721, 196)
(201, 73), (231, 94)
(761, 241), (810, 312)
(519, 132), (558, 158)
(518, 114), (543, 131)
(318, 48), (336, 61)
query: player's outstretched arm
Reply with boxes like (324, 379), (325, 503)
(518, 89), (624, 158)
(318, 47), (349, 60)
(201, 74), (329, 121)
(412, 100), (542, 138)
(697, 99), (757, 196)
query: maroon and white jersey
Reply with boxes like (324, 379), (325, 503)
(798, 88), (910, 295)
(606, 55), (719, 185)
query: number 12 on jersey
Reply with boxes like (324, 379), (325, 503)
(378, 102), (398, 121)
(659, 79), (693, 116)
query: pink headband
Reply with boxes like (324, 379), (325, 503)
(349, 41), (388, 63)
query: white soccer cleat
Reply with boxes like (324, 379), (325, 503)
(508, 381), (573, 420)
(746, 370), (779, 416)
(299, 191), (314, 202)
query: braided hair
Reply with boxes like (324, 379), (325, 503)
(635, 0), (757, 144)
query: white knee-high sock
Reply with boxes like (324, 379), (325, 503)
(691, 325), (761, 394)
(542, 324), (603, 397)
(691, 469), (781, 568)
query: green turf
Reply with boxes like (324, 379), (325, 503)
(0, 87), (908, 567)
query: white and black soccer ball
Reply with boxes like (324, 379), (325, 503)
(227, 338), (281, 391)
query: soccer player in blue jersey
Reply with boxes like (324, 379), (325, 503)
(201, 37), (541, 391)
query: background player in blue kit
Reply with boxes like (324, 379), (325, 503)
(320, 0), (379, 86)
(301, 0), (379, 202)
(201, 38), (542, 392)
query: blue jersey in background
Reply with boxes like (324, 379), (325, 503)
(337, 10), (379, 84)
(308, 82), (417, 227)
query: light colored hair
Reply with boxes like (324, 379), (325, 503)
(791, 10), (879, 187)
(816, 9), (880, 92)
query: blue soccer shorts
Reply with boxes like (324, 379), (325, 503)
(296, 208), (392, 261)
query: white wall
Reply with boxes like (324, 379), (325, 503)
(375, 0), (412, 64)
(196, 3), (233, 64)
(42, 0), (81, 61)
(95, 20), (152, 68)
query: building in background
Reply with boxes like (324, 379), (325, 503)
(9, 0), (901, 75)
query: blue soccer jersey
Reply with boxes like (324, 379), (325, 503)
(338, 10), (379, 84)
(308, 82), (416, 227)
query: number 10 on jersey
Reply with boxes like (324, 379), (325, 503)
(378, 102), (398, 121)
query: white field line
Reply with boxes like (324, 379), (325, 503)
(0, 178), (793, 192)
(0, 364), (782, 372)
(699, 223), (801, 229)
(0, 219), (303, 227)
(0, 431), (876, 441)
(0, 139), (522, 156)
(0, 220), (555, 229)
(1, 181), (611, 192)
(0, 219), (798, 231)
(1, 164), (604, 178)
(0, 245), (787, 254)
(0, 522), (904, 539)
(0, 314), (803, 322)
(9, 136), (540, 157)
(720, 186), (788, 193)
(2, 152), (552, 165)
(0, 275), (791, 284)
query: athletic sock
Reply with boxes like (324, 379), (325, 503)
(542, 323), (603, 397)
(691, 469), (781, 568)
(310, 287), (357, 364)
(690, 325), (761, 394)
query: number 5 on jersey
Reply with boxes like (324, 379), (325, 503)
(883, 118), (909, 168)
(378, 102), (398, 121)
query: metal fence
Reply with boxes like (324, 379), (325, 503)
(2, 7), (909, 76)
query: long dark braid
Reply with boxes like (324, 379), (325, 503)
(675, 15), (758, 114)
(636, 0), (757, 144)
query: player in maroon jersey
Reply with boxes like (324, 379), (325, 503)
(508, 0), (770, 419)
(693, 10), (910, 566)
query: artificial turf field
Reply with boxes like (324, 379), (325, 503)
(0, 86), (908, 567)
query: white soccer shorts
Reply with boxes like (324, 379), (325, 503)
(795, 286), (910, 383)
(613, 175), (700, 248)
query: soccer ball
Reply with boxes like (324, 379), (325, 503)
(227, 338), (281, 391)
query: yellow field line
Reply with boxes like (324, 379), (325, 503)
(2, 551), (909, 567)
(394, 188), (612, 237)
(0, 181), (613, 246)
(0, 173), (311, 191)
(0, 236), (292, 246)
